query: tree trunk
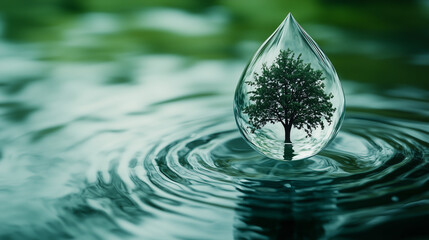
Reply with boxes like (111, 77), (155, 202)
(284, 124), (292, 144)
(283, 124), (294, 160)
(283, 144), (294, 160)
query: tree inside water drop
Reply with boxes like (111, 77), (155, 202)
(243, 49), (335, 159)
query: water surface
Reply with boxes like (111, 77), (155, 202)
(0, 2), (428, 239)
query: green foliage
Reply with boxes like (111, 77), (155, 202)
(243, 49), (335, 143)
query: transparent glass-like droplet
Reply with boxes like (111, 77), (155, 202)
(234, 13), (345, 160)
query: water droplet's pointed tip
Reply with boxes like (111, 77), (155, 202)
(287, 12), (296, 21)
(283, 12), (296, 25)
(281, 13), (293, 25)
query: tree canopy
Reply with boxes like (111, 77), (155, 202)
(243, 49), (335, 144)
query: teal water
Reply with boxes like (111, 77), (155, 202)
(0, 1), (428, 239)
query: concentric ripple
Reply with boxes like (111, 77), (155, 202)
(1, 84), (428, 240)
(68, 97), (429, 239)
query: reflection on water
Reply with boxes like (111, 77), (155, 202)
(0, 1), (428, 239)
(234, 180), (335, 240)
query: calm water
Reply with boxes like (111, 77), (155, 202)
(0, 1), (428, 239)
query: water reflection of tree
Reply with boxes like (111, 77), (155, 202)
(234, 179), (337, 240)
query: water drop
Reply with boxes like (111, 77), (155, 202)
(234, 13), (345, 160)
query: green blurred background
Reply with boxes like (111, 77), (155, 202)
(0, 0), (428, 88)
